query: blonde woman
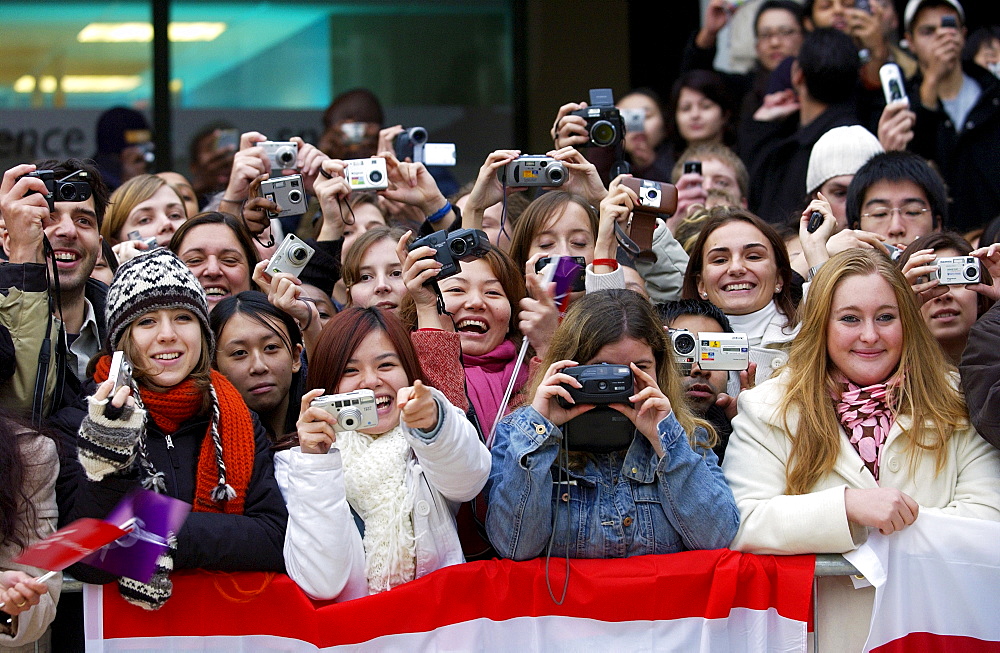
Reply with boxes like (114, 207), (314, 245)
(724, 248), (1000, 652)
(103, 174), (188, 263)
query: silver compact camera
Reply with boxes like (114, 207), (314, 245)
(931, 256), (980, 285)
(268, 233), (314, 278)
(312, 389), (379, 432)
(127, 230), (159, 250)
(346, 157), (389, 191)
(496, 156), (566, 187)
(260, 141), (298, 171)
(259, 174), (306, 219)
(109, 350), (133, 395)
(670, 330), (749, 372)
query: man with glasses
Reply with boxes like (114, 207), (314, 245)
(846, 150), (946, 248)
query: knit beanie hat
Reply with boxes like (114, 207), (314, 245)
(105, 248), (213, 353)
(806, 125), (884, 196)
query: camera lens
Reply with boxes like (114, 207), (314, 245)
(409, 127), (428, 145)
(288, 190), (302, 204)
(369, 170), (383, 183)
(278, 148), (295, 166)
(591, 120), (617, 146)
(548, 168), (564, 184)
(449, 237), (469, 257)
(58, 183), (77, 201)
(674, 333), (696, 355)
(597, 381), (608, 391)
(339, 407), (361, 430)
(646, 189), (658, 200)
(291, 246), (308, 262)
(965, 265), (978, 280)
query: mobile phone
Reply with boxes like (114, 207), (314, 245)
(621, 108), (646, 133)
(807, 211), (824, 233)
(683, 160), (702, 176)
(214, 129), (239, 151)
(941, 15), (957, 28)
(535, 256), (586, 293)
(854, 0), (871, 13)
(108, 351), (133, 395)
(879, 63), (909, 106)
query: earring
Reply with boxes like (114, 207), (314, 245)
(775, 286), (781, 293)
(700, 292), (708, 299)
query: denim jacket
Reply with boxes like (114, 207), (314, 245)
(486, 406), (739, 561)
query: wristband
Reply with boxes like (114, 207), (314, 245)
(426, 201), (452, 224)
(807, 264), (823, 281)
(593, 258), (619, 271)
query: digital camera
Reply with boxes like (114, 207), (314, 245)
(569, 88), (625, 148)
(312, 389), (379, 432)
(23, 169), (93, 212)
(496, 156), (566, 187)
(346, 157), (389, 191)
(108, 351), (133, 396)
(127, 230), (159, 250)
(260, 141), (298, 171)
(558, 364), (633, 406)
(268, 233), (314, 278)
(559, 364), (635, 453)
(259, 174), (306, 219)
(407, 228), (490, 281)
(393, 127), (428, 162)
(620, 177), (677, 215)
(535, 256), (586, 293)
(670, 330), (750, 372)
(930, 256), (980, 285)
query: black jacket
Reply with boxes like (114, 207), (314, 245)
(909, 62), (1000, 233)
(960, 300), (1000, 451)
(50, 385), (287, 583)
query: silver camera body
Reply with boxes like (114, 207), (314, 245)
(312, 389), (379, 432)
(109, 350), (133, 395)
(260, 174), (306, 219)
(931, 256), (980, 285)
(346, 157), (389, 191)
(268, 233), (314, 278)
(670, 330), (749, 371)
(127, 230), (159, 250)
(635, 179), (666, 210)
(260, 141), (298, 171)
(496, 156), (566, 187)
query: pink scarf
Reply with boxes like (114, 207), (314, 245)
(834, 381), (897, 483)
(463, 340), (527, 445)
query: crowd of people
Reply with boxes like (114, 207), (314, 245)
(1, 0), (1000, 650)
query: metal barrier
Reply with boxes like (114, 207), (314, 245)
(812, 555), (861, 653)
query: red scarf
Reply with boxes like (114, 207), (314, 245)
(95, 355), (255, 514)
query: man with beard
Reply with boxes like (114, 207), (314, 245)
(0, 158), (111, 416)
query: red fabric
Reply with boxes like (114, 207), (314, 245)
(101, 550), (816, 646)
(873, 633), (1000, 652)
(94, 356), (255, 514)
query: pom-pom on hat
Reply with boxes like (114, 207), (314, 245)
(806, 125), (884, 196)
(105, 248), (213, 353)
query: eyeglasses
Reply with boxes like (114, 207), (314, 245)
(861, 205), (931, 222)
(756, 27), (801, 41)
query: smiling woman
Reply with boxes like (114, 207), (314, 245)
(169, 211), (260, 311)
(103, 174), (187, 249)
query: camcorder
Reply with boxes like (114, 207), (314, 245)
(393, 127), (457, 167)
(346, 157), (388, 191)
(260, 141), (298, 172)
(669, 330), (749, 374)
(559, 364), (635, 453)
(408, 228), (490, 281)
(259, 174), (306, 220)
(619, 177), (678, 262)
(312, 389), (379, 432)
(496, 156), (566, 187)
(930, 256), (980, 285)
(570, 88), (626, 149)
(22, 169), (93, 212)
(268, 233), (314, 278)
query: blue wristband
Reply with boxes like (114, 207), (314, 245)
(426, 201), (452, 224)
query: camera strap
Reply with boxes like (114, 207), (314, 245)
(31, 236), (66, 425)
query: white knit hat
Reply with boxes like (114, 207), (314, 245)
(806, 125), (884, 195)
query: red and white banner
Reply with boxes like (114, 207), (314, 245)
(844, 512), (1000, 652)
(84, 549), (814, 652)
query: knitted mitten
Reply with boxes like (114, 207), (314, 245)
(118, 535), (176, 611)
(77, 395), (146, 481)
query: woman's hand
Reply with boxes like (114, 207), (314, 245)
(530, 360), (593, 427)
(595, 176), (637, 262)
(519, 255), (561, 360)
(398, 379), (438, 431)
(611, 363), (671, 457)
(111, 239), (150, 265)
(715, 361), (757, 422)
(798, 192), (837, 269)
(845, 487), (919, 535)
(464, 150), (523, 228)
(396, 231), (446, 327)
(825, 228), (889, 257)
(289, 136), (329, 194)
(674, 171), (708, 222)
(222, 132), (270, 205)
(296, 388), (338, 454)
(900, 248), (947, 307)
(551, 102), (590, 149)
(753, 89), (800, 122)
(0, 571), (47, 617)
(94, 377), (133, 410)
(380, 153), (450, 218)
(243, 175), (278, 236)
(969, 243), (1000, 301)
(548, 146), (607, 206)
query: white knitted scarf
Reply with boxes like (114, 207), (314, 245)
(337, 425), (416, 594)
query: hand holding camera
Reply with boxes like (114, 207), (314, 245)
(519, 256), (562, 360)
(530, 360), (594, 427)
(406, 228), (490, 282)
(547, 146), (608, 206)
(381, 154), (453, 221)
(311, 389), (379, 433)
(397, 230), (446, 325)
(970, 243), (1000, 301)
(597, 179), (638, 261)
(296, 389), (339, 455)
(550, 102), (592, 149)
(223, 132), (270, 204)
(900, 248), (950, 307)
(0, 164), (51, 264)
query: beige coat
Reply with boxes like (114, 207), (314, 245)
(724, 371), (1000, 653)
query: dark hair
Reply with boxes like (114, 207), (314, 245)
(210, 291), (305, 434)
(188, 120), (236, 167)
(101, 239), (120, 277)
(898, 232), (994, 317)
(681, 206), (798, 326)
(981, 213), (1000, 247)
(656, 299), (734, 333)
(323, 88), (384, 129)
(306, 307), (424, 394)
(168, 211), (261, 290)
(668, 70), (736, 151)
(34, 158), (111, 229)
(797, 28), (860, 106)
(963, 26), (1000, 66)
(0, 410), (50, 551)
(846, 151), (948, 229)
(755, 0), (805, 34)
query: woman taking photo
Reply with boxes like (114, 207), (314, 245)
(724, 249), (1000, 652)
(52, 249), (287, 610)
(486, 289), (739, 561)
(276, 307), (489, 601)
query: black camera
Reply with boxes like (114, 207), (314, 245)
(407, 228), (490, 281)
(23, 170), (93, 212)
(569, 88), (625, 148)
(559, 364), (636, 453)
(393, 127), (428, 162)
(558, 364), (633, 406)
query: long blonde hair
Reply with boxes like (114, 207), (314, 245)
(781, 249), (968, 495)
(528, 289), (715, 448)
